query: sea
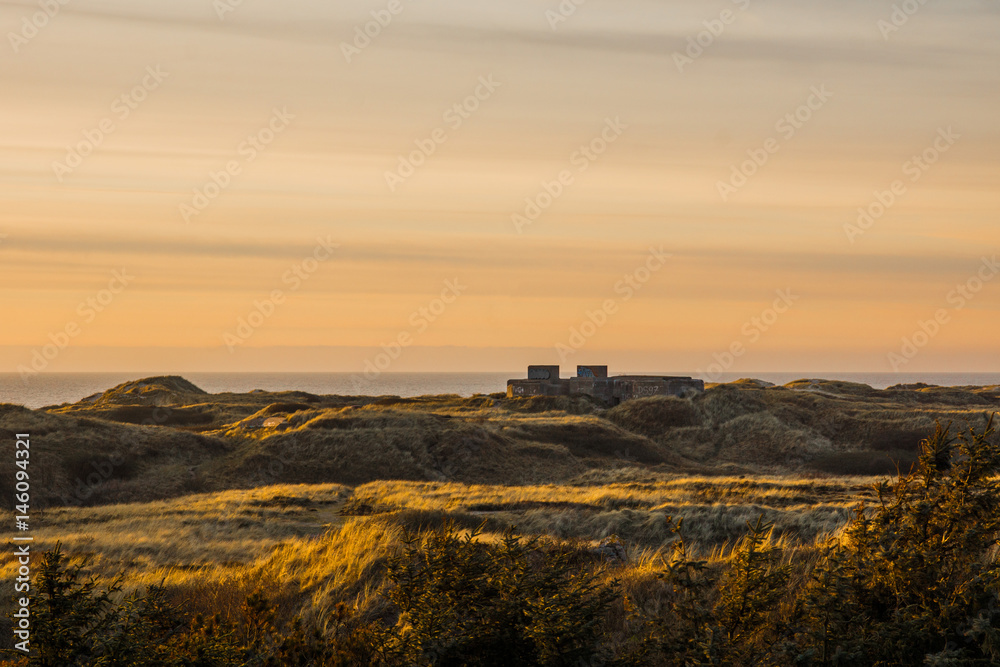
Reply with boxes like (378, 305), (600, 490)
(3, 372), (1000, 410)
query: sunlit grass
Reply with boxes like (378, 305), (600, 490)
(0, 473), (879, 632)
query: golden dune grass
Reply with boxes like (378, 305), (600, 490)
(0, 474), (879, 630)
(0, 483), (350, 585)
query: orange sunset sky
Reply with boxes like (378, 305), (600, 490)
(2, 0), (998, 375)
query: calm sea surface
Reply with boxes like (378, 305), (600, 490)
(3, 372), (1000, 410)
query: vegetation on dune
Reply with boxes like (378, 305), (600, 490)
(4, 376), (1000, 664)
(385, 525), (618, 665)
(3, 419), (1000, 665)
(340, 476), (869, 550)
(0, 476), (867, 611)
(0, 403), (231, 508)
(605, 382), (997, 475)
(4, 375), (998, 510)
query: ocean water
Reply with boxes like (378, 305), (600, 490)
(2, 372), (1000, 410)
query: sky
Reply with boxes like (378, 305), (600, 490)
(2, 0), (999, 377)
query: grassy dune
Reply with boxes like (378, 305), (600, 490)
(342, 475), (872, 548)
(0, 474), (875, 631)
(1, 376), (998, 660)
(2, 375), (997, 510)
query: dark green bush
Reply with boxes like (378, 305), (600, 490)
(386, 524), (618, 666)
(625, 417), (1000, 666)
(27, 544), (198, 666)
(628, 516), (790, 666)
(791, 417), (1000, 666)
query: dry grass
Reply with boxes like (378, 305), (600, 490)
(0, 473), (880, 634)
(0, 483), (350, 591)
(343, 474), (873, 551)
(158, 517), (403, 628)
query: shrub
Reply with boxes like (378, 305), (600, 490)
(626, 417), (1000, 666)
(793, 417), (1000, 665)
(386, 524), (618, 666)
(26, 543), (201, 666)
(632, 516), (790, 666)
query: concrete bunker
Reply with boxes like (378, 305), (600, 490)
(506, 365), (704, 406)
